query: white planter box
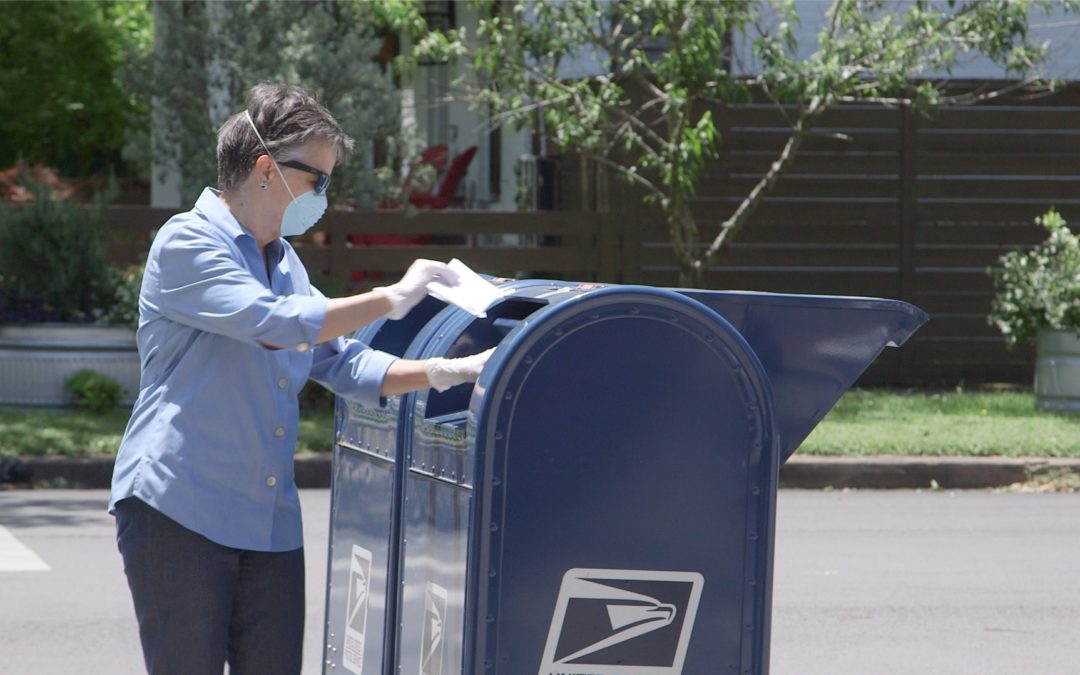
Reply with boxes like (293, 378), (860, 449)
(0, 324), (139, 408)
(1035, 328), (1080, 413)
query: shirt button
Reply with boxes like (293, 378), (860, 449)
(266, 476), (277, 487)
(277, 378), (288, 389)
(296, 342), (310, 352)
(274, 427), (285, 438)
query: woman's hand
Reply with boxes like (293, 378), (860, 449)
(376, 259), (459, 320)
(424, 348), (496, 392)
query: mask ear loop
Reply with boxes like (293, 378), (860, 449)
(245, 111), (296, 200)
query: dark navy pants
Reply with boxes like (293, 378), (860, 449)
(115, 497), (305, 675)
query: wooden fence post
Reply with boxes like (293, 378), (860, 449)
(328, 215), (349, 293)
(619, 212), (642, 284)
(596, 212), (621, 283)
(898, 103), (918, 383)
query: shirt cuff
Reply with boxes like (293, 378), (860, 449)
(356, 350), (399, 409)
(293, 293), (328, 351)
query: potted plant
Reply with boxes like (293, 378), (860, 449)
(988, 208), (1080, 412)
(0, 172), (142, 407)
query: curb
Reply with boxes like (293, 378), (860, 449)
(778, 455), (1080, 490)
(7, 454), (1080, 491)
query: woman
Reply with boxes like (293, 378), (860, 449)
(109, 82), (491, 674)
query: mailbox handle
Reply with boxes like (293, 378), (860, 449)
(492, 318), (521, 336)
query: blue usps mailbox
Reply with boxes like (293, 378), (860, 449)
(322, 281), (927, 675)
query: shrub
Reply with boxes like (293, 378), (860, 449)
(299, 381), (336, 411)
(988, 209), (1080, 348)
(0, 173), (140, 327)
(94, 264), (144, 329)
(65, 369), (126, 415)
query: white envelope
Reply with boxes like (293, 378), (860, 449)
(426, 259), (508, 317)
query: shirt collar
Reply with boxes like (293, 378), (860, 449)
(193, 188), (287, 265)
(194, 188), (247, 241)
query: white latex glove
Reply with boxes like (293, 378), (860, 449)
(376, 259), (460, 320)
(424, 348), (496, 392)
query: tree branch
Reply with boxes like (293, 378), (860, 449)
(699, 97), (824, 267)
(587, 153), (665, 199)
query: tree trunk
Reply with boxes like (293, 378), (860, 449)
(668, 203), (703, 288)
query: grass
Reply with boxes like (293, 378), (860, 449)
(800, 390), (1080, 457)
(0, 407), (336, 457)
(0, 390), (1078, 458)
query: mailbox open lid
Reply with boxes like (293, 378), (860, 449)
(680, 290), (928, 461)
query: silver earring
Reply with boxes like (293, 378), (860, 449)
(260, 181), (268, 189)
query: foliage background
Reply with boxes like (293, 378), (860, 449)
(128, 0), (405, 206)
(989, 209), (1080, 346)
(394, 0), (1077, 286)
(0, 0), (410, 207)
(0, 1), (151, 178)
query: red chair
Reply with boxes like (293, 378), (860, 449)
(407, 145), (477, 209)
(351, 146), (476, 283)
(417, 144), (450, 175)
(376, 144), (449, 210)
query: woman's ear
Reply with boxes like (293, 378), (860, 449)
(254, 154), (275, 186)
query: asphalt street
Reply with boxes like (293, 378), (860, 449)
(1, 489), (1078, 675)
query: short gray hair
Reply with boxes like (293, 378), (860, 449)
(216, 82), (354, 192)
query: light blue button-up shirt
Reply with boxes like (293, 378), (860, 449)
(110, 188), (397, 551)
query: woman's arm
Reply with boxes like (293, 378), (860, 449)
(316, 292), (393, 345)
(380, 349), (496, 397)
(314, 259), (459, 345)
(380, 359), (432, 397)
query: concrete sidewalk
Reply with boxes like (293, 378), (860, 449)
(8, 453), (1080, 490)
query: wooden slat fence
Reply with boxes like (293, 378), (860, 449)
(105, 205), (617, 291)
(617, 85), (1080, 385)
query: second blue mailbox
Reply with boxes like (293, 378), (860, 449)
(323, 281), (927, 675)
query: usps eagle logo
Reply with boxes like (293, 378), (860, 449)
(538, 569), (704, 675)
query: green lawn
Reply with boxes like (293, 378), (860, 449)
(800, 390), (1080, 457)
(1, 390), (1078, 458)
(0, 407), (336, 457)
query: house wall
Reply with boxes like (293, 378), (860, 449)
(732, 1), (1080, 80)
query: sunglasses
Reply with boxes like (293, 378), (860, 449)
(278, 159), (331, 195)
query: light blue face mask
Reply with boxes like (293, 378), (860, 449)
(245, 111), (327, 237)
